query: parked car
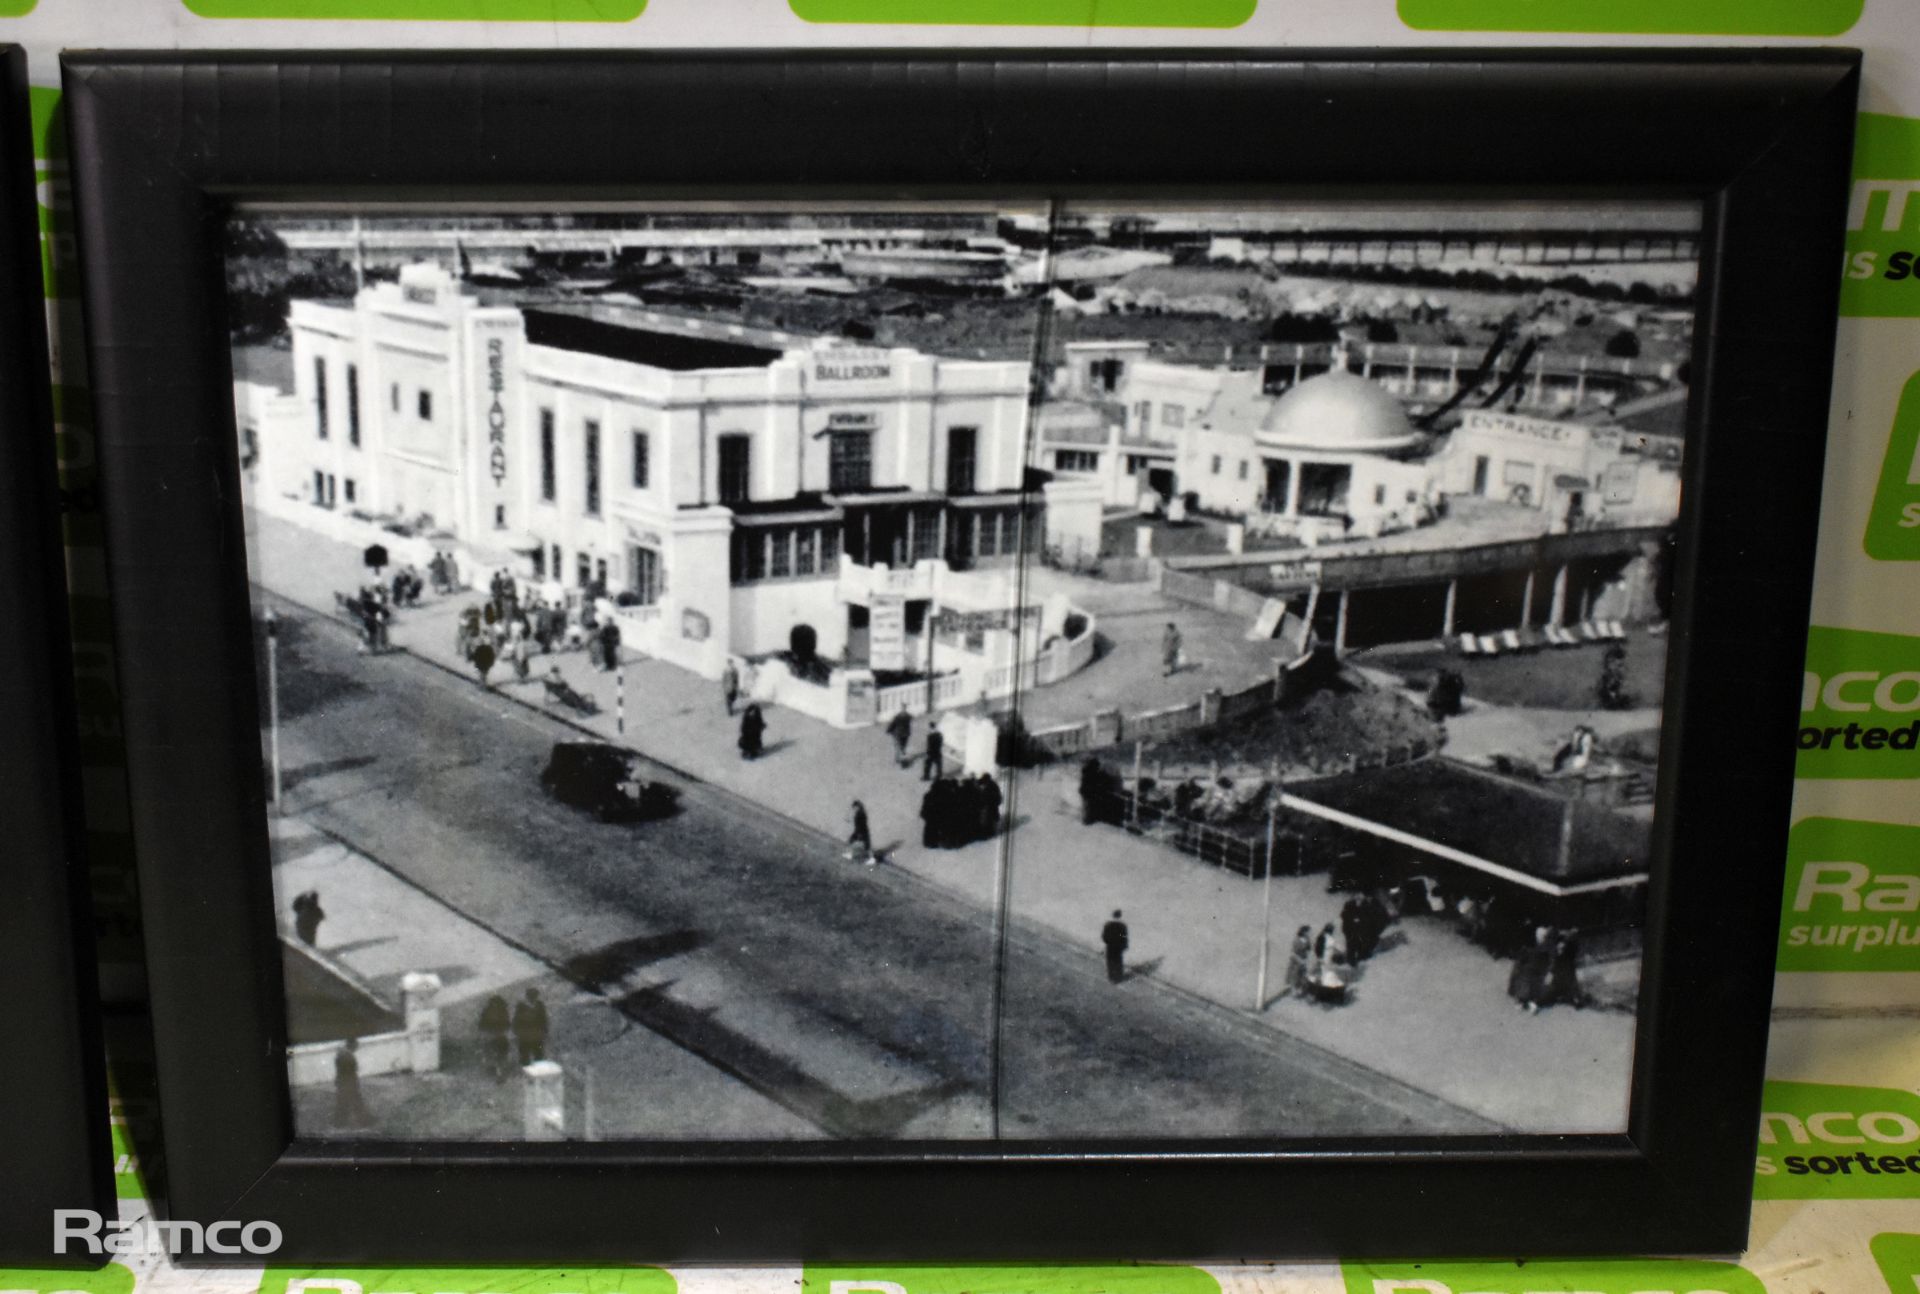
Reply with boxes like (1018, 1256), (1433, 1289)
(539, 740), (679, 822)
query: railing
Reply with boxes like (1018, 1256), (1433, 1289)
(1088, 786), (1294, 880)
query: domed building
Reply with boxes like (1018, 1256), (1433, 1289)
(1179, 364), (1439, 539)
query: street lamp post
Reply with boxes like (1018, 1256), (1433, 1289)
(265, 608), (282, 812)
(1254, 760), (1284, 1011)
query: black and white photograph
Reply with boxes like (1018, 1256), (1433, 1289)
(229, 199), (1695, 1146)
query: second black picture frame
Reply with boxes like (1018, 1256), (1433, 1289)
(0, 43), (112, 1268)
(63, 48), (1856, 1262)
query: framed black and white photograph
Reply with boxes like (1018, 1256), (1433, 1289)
(63, 48), (1857, 1262)
(0, 43), (112, 1266)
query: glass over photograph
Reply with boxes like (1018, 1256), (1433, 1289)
(229, 199), (1697, 1144)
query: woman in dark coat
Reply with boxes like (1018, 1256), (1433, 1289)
(478, 994), (511, 1082)
(1508, 925), (1555, 1014)
(738, 704), (766, 760)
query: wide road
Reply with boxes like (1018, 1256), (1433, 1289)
(263, 594), (1495, 1140)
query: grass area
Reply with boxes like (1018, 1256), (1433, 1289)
(1360, 635), (1669, 712)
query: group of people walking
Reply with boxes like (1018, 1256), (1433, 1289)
(1507, 925), (1585, 1014)
(919, 773), (1003, 850)
(477, 988), (550, 1081)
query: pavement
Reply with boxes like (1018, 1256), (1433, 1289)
(272, 815), (818, 1141)
(247, 503), (1642, 1133)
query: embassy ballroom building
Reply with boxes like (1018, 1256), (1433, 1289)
(243, 264), (1100, 684)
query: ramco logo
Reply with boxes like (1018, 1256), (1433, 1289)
(1339, 1259), (1762, 1294)
(1779, 819), (1920, 971)
(53, 1209), (282, 1256)
(1796, 628), (1920, 778)
(1755, 1080), (1920, 1198)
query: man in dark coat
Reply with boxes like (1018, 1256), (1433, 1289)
(292, 890), (325, 947)
(511, 988), (549, 1065)
(333, 1037), (371, 1128)
(1101, 910), (1129, 984)
(886, 710), (913, 768)
(598, 619), (621, 672)
(922, 727), (945, 781)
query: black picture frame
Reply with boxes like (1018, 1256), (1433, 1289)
(61, 48), (1856, 1263)
(0, 44), (112, 1268)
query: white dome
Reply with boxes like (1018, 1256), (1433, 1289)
(1257, 370), (1420, 454)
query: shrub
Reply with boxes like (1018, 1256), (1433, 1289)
(1605, 329), (1642, 359)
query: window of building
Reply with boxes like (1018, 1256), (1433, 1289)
(1162, 403), (1185, 429)
(344, 479), (356, 505)
(629, 546), (661, 605)
(1374, 483), (1387, 505)
(539, 409), (556, 503)
(946, 426), (978, 495)
(1054, 449), (1099, 473)
(1210, 454), (1223, 475)
(550, 544), (562, 579)
(795, 527), (817, 577)
(909, 509), (941, 565)
(1238, 459), (1249, 481)
(418, 389), (433, 421)
(495, 504), (507, 528)
(314, 357), (329, 440)
(576, 552), (593, 589)
(821, 526), (841, 568)
(346, 364), (361, 447)
(768, 529), (792, 578)
(830, 431), (873, 494)
(389, 382), (400, 413)
(584, 420), (602, 516)
(730, 529), (767, 583)
(1125, 454), (1156, 475)
(632, 430), (650, 490)
(1134, 400), (1152, 430)
(718, 434), (751, 504)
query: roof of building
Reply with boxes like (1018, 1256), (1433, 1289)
(1287, 758), (1652, 885)
(524, 309), (784, 371)
(1602, 386), (1691, 440)
(1260, 369), (1421, 454)
(1192, 367), (1422, 455)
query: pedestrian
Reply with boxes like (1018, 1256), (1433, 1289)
(478, 994), (511, 1083)
(1162, 622), (1183, 677)
(919, 780), (942, 848)
(1509, 925), (1555, 1015)
(1285, 925), (1313, 997)
(511, 988), (548, 1065)
(1545, 929), (1584, 1008)
(846, 799), (874, 866)
(291, 890), (325, 947)
(886, 709), (912, 767)
(1101, 910), (1129, 983)
(333, 1037), (371, 1128)
(444, 550), (461, 592)
(471, 638), (497, 689)
(721, 658), (741, 716)
(922, 725), (944, 782)
(975, 772), (1003, 841)
(509, 621), (531, 682)
(429, 551), (448, 596)
(738, 703), (766, 761)
(599, 618), (621, 673)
